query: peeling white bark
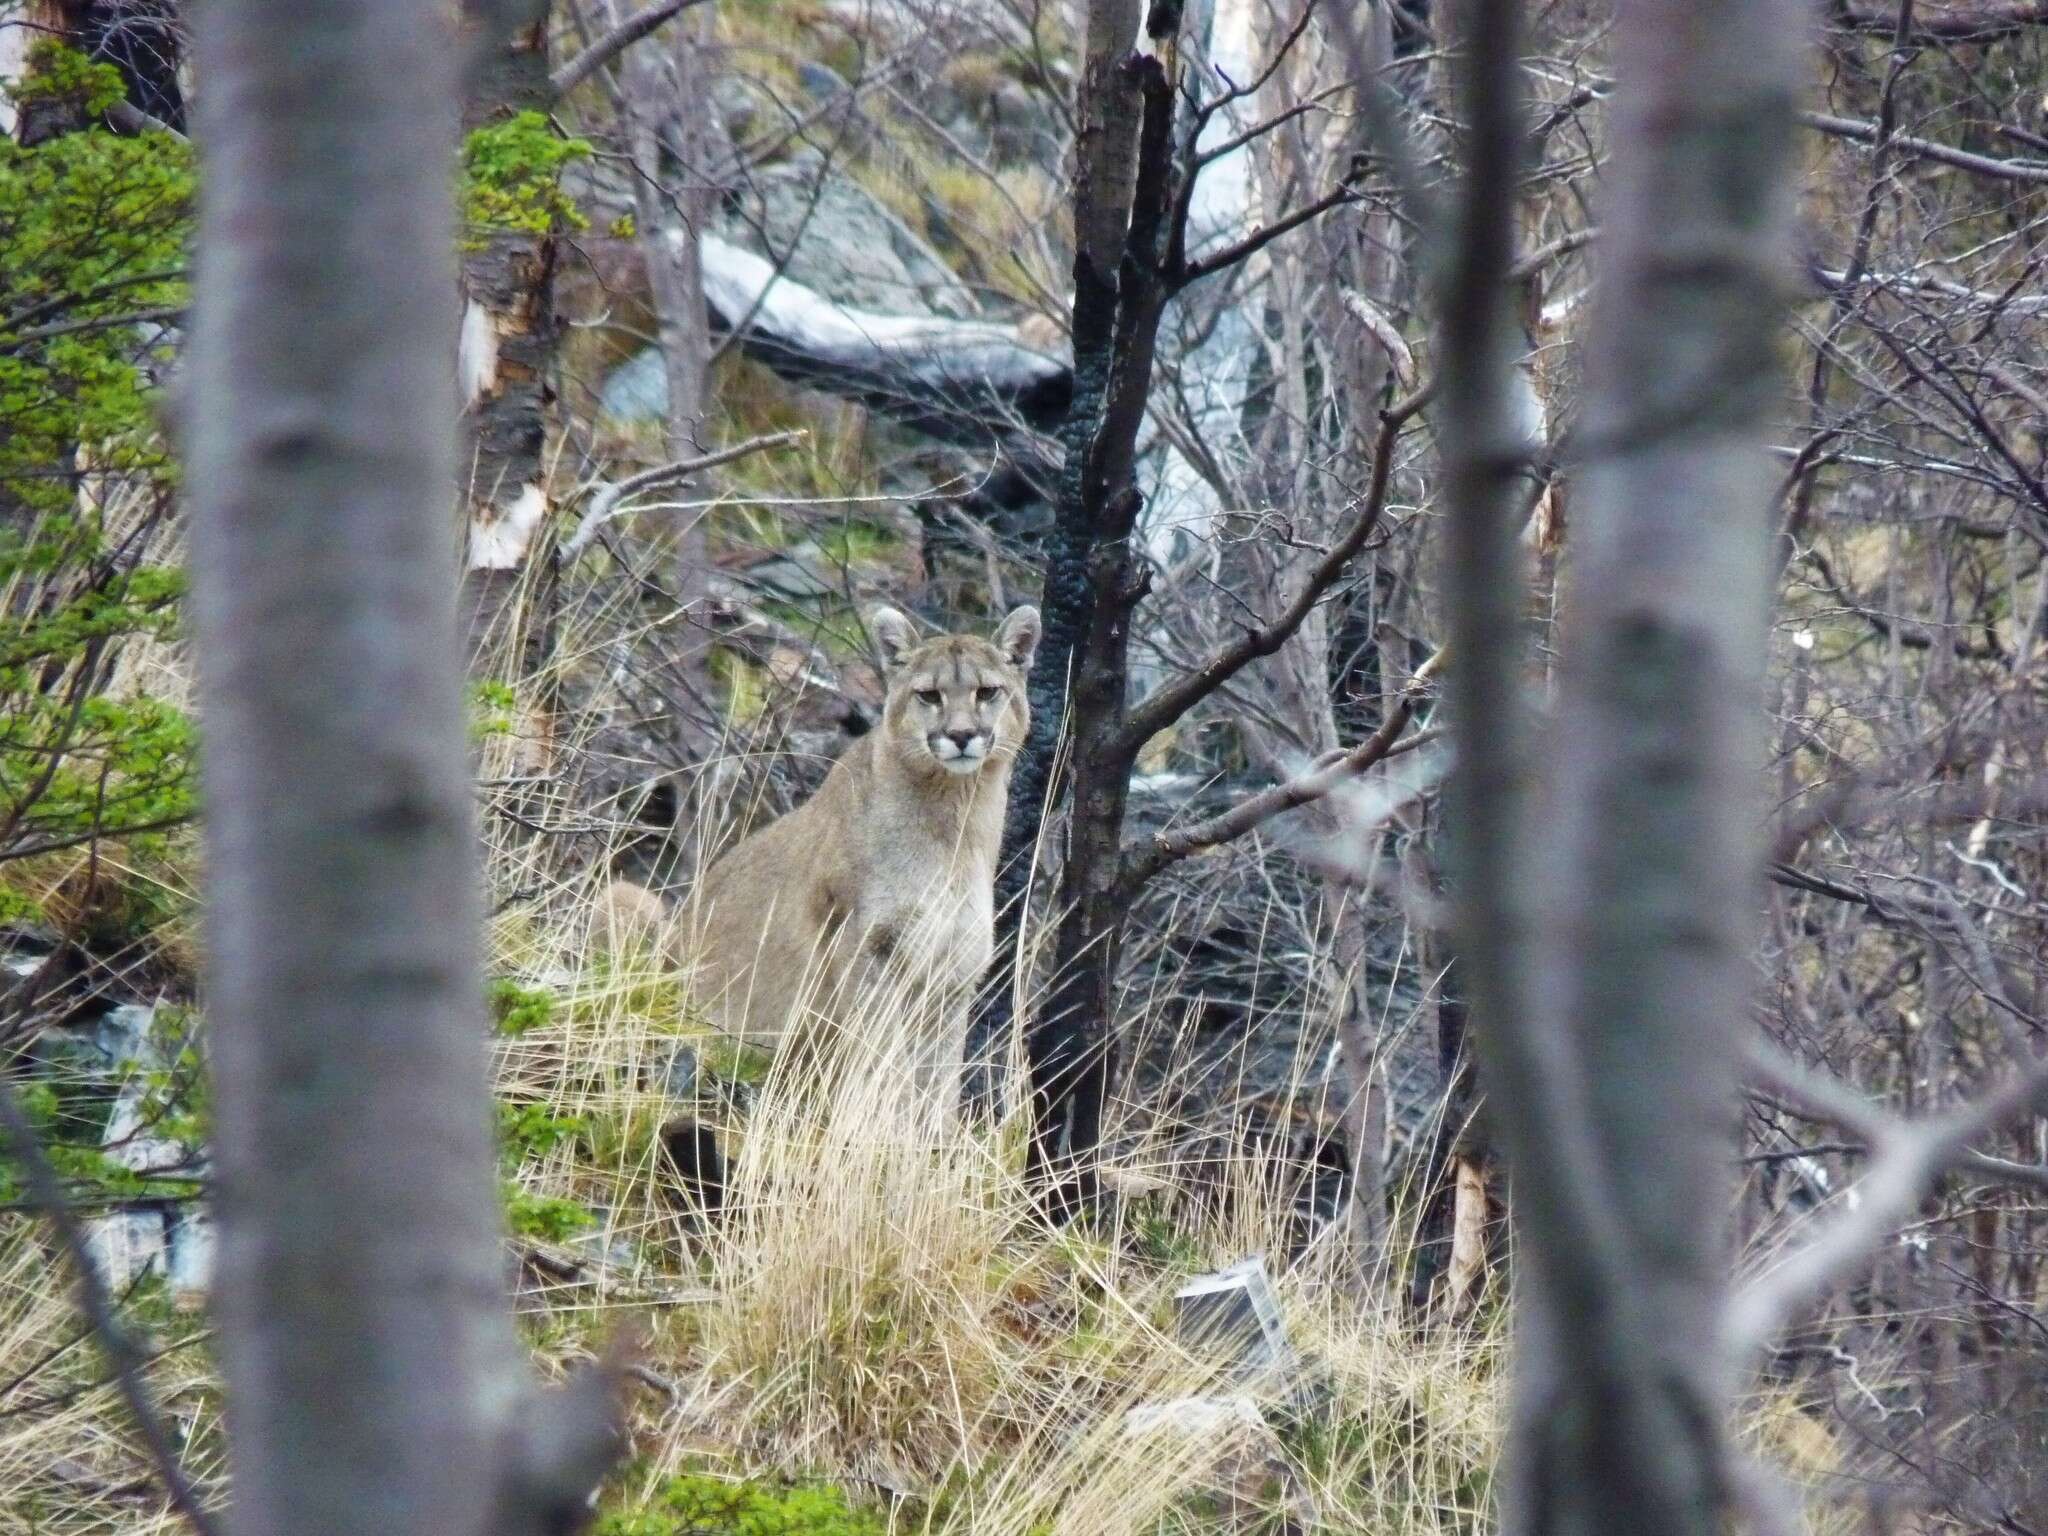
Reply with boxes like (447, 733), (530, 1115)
(0, 23), (30, 139)
(458, 296), (500, 406)
(466, 480), (548, 570)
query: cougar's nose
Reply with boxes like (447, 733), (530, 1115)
(946, 729), (979, 752)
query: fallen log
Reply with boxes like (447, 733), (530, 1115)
(694, 233), (1071, 443)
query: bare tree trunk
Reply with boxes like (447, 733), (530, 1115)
(184, 4), (615, 1532)
(1017, 15), (1181, 1216)
(459, 1), (560, 684)
(1439, 1), (1803, 1532)
(620, 2), (721, 758)
(970, 0), (1145, 1135)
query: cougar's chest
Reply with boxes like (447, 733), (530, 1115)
(854, 817), (995, 979)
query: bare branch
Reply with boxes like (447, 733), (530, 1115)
(1116, 654), (1445, 900)
(1828, 0), (2048, 37)
(1175, 182), (1358, 289)
(1802, 109), (2048, 185)
(104, 99), (187, 142)
(1734, 1039), (2048, 1348)
(1118, 385), (1430, 751)
(561, 429), (805, 558)
(0, 305), (184, 353)
(548, 0), (705, 100)
(0, 1076), (222, 1536)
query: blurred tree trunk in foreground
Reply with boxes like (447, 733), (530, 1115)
(184, 3), (616, 1532)
(1441, 0), (1803, 1532)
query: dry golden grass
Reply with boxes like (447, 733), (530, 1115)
(471, 723), (1510, 1533)
(0, 546), (1863, 1536)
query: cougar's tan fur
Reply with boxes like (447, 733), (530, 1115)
(629, 604), (1040, 1066)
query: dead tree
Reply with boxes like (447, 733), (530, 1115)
(458, 0), (561, 679)
(978, 0), (1414, 1214)
(183, 3), (615, 1532)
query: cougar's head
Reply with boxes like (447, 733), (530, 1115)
(870, 604), (1041, 779)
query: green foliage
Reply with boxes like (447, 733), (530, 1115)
(0, 53), (192, 518)
(489, 977), (558, 1037)
(0, 52), (197, 880)
(9, 40), (127, 120)
(498, 1091), (594, 1239)
(504, 1185), (596, 1241)
(596, 1474), (885, 1536)
(469, 677), (519, 741)
(128, 1004), (209, 1145)
(0, 1019), (205, 1206)
(499, 1097), (585, 1160)
(463, 111), (591, 238)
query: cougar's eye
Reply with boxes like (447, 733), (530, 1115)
(975, 686), (1001, 706)
(915, 688), (942, 707)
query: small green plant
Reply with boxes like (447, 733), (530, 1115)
(463, 111), (591, 238)
(489, 977), (558, 1037)
(469, 678), (519, 741)
(498, 1097), (586, 1161)
(504, 1185), (595, 1241)
(596, 1474), (885, 1536)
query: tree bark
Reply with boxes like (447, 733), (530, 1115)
(1012, 18), (1181, 1215)
(459, 1), (561, 683)
(1438, 1), (1804, 1532)
(620, 2), (721, 759)
(968, 0), (1146, 1124)
(184, 4), (615, 1532)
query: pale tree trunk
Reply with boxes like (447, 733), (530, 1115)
(1204, 0), (1404, 1273)
(184, 4), (615, 1533)
(620, 2), (722, 758)
(1439, 1), (1803, 1533)
(459, 1), (560, 690)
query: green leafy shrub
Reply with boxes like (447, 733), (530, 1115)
(504, 1186), (596, 1241)
(463, 111), (591, 237)
(0, 49), (197, 883)
(596, 1474), (885, 1536)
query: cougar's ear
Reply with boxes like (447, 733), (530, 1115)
(869, 605), (919, 671)
(995, 604), (1041, 673)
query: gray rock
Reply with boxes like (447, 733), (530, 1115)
(646, 1040), (699, 1104)
(795, 60), (850, 102)
(741, 541), (838, 601)
(597, 345), (670, 426)
(62, 1002), (215, 1299)
(724, 148), (977, 319)
(1123, 1394), (1265, 1438)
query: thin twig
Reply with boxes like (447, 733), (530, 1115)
(0, 1076), (222, 1536)
(1117, 652), (1446, 899)
(1733, 1037), (2048, 1349)
(1119, 384), (1430, 751)
(561, 429), (804, 558)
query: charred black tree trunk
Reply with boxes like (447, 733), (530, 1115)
(985, 24), (1184, 1216)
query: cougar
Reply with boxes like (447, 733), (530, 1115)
(608, 603), (1040, 1078)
